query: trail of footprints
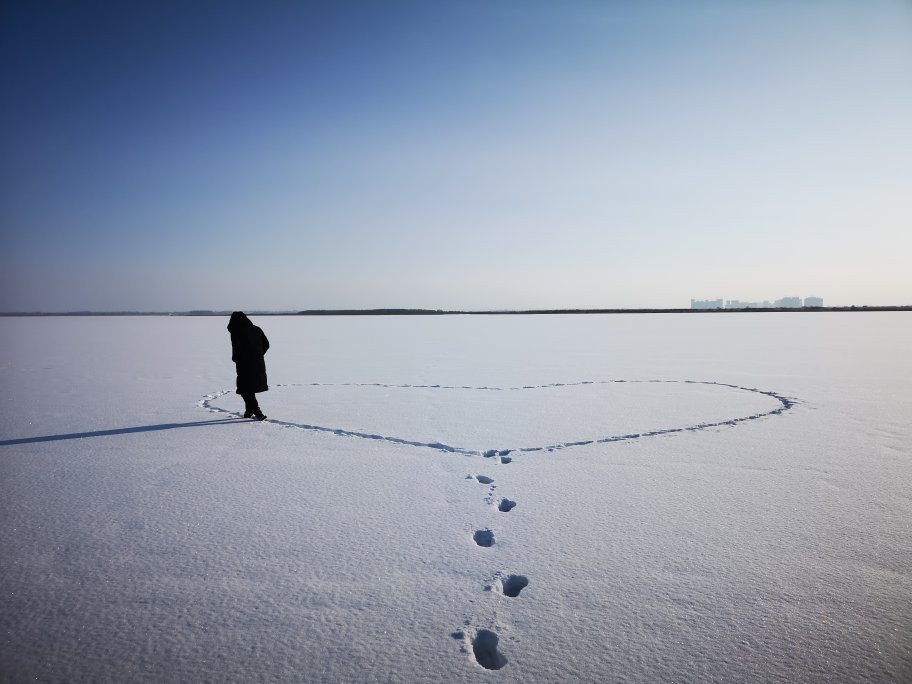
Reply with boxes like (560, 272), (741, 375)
(455, 449), (526, 671)
(196, 380), (797, 672)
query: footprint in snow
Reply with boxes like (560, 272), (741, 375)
(498, 498), (516, 512)
(485, 573), (529, 597)
(473, 529), (495, 547)
(476, 475), (494, 485)
(472, 629), (507, 670)
(501, 575), (528, 597)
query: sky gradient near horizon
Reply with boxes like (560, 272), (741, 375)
(2, 0), (910, 311)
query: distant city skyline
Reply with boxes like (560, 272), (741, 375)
(2, 1), (911, 312)
(691, 296), (825, 310)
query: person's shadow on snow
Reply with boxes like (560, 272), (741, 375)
(0, 417), (247, 446)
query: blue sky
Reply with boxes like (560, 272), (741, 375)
(2, 0), (910, 311)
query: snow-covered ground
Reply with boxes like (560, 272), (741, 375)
(1, 313), (910, 682)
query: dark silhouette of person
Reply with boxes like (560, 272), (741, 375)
(227, 312), (269, 420)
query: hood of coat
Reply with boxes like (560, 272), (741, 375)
(227, 311), (253, 332)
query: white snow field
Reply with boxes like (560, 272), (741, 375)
(1, 313), (910, 682)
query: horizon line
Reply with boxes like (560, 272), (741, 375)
(2, 305), (911, 317)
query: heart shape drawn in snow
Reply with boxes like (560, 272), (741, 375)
(198, 380), (796, 455)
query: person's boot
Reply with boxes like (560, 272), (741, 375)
(253, 410), (266, 421)
(242, 394), (259, 419)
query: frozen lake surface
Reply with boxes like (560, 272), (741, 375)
(1, 313), (910, 682)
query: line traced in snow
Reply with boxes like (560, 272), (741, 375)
(197, 380), (798, 456)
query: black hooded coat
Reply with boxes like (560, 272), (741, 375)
(227, 312), (269, 394)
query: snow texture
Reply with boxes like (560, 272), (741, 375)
(1, 313), (911, 682)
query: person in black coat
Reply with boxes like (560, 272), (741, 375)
(227, 311), (269, 420)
